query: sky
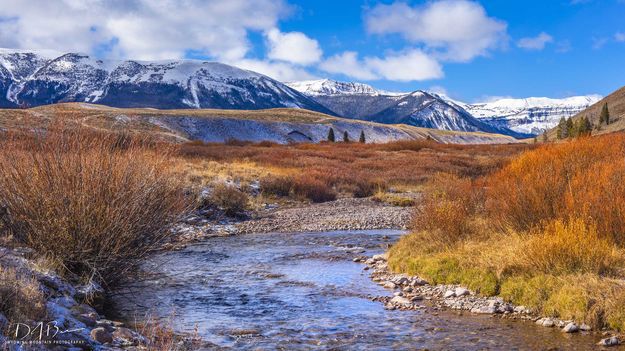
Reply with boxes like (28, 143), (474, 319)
(0, 0), (623, 102)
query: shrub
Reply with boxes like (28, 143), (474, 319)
(0, 128), (189, 287)
(515, 218), (620, 276)
(0, 267), (46, 323)
(260, 176), (294, 197)
(209, 183), (249, 216)
(291, 175), (336, 203)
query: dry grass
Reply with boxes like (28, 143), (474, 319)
(177, 139), (528, 199)
(389, 133), (625, 330)
(207, 183), (249, 216)
(0, 127), (190, 287)
(0, 266), (47, 323)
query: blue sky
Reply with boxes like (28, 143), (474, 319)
(1, 0), (624, 102)
(272, 0), (625, 101)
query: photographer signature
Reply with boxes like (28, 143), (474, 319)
(10, 321), (84, 341)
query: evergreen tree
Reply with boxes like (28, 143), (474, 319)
(533, 136), (538, 144)
(580, 116), (592, 136)
(327, 128), (335, 142)
(343, 131), (350, 142)
(359, 130), (366, 143)
(600, 103), (610, 125)
(556, 117), (567, 139)
(542, 132), (548, 143)
(566, 117), (574, 138)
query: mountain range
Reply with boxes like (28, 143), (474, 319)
(0, 49), (331, 113)
(0, 49), (601, 139)
(286, 79), (600, 137)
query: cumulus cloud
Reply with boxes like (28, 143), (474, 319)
(517, 32), (554, 50)
(0, 0), (289, 61)
(233, 58), (317, 82)
(265, 28), (322, 65)
(364, 0), (507, 62)
(319, 50), (443, 82)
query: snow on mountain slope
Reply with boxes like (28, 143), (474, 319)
(286, 79), (402, 96)
(288, 79), (528, 138)
(465, 95), (602, 135)
(0, 49), (332, 113)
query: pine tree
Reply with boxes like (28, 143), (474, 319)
(327, 128), (335, 142)
(581, 116), (592, 136)
(556, 117), (567, 139)
(600, 103), (610, 125)
(542, 132), (548, 143)
(343, 131), (350, 142)
(359, 130), (366, 143)
(566, 117), (574, 138)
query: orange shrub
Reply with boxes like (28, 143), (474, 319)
(486, 134), (625, 244)
(291, 174), (337, 203)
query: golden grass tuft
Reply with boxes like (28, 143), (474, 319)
(0, 266), (47, 323)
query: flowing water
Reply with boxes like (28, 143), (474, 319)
(112, 230), (607, 350)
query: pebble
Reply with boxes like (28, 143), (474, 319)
(597, 336), (620, 347)
(443, 290), (456, 298)
(454, 287), (469, 297)
(562, 322), (579, 333)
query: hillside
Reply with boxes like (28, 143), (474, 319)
(0, 103), (518, 145)
(544, 85), (625, 140)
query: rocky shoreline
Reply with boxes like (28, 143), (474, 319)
(357, 253), (622, 348)
(167, 196), (414, 248)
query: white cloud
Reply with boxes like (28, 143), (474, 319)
(517, 32), (554, 50)
(0, 0), (289, 61)
(365, 0), (507, 62)
(265, 28), (322, 65)
(616, 32), (625, 42)
(233, 59), (317, 82)
(319, 52), (378, 80)
(320, 50), (443, 82)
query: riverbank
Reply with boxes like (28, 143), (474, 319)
(167, 196), (415, 247)
(359, 253), (622, 347)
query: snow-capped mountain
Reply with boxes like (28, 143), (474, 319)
(288, 79), (527, 137)
(286, 79), (402, 97)
(465, 96), (602, 135)
(0, 49), (332, 113)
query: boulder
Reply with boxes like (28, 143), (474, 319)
(443, 290), (456, 299)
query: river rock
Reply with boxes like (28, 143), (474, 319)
(383, 282), (397, 289)
(372, 253), (388, 262)
(579, 323), (591, 331)
(470, 305), (497, 314)
(91, 327), (113, 344)
(454, 287), (469, 297)
(541, 318), (555, 327)
(390, 296), (412, 307)
(443, 290), (456, 298)
(76, 313), (98, 327)
(562, 322), (578, 333)
(597, 336), (620, 347)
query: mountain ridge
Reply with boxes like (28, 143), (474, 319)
(0, 49), (334, 114)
